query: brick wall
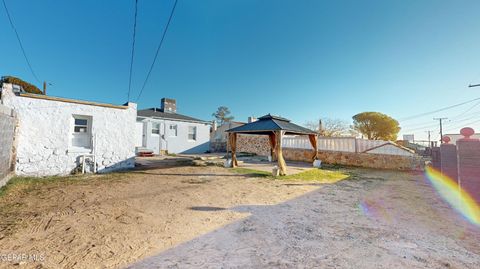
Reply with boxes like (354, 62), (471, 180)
(0, 104), (16, 187)
(282, 148), (424, 170)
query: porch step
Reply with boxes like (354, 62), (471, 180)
(138, 151), (154, 157)
(136, 147), (154, 157)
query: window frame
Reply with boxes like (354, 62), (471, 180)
(169, 124), (178, 137)
(71, 115), (92, 149)
(151, 122), (160, 135)
(188, 126), (197, 141)
(73, 118), (88, 133)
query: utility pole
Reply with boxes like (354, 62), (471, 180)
(426, 130), (432, 147)
(433, 118), (448, 144)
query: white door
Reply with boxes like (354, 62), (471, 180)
(135, 122), (144, 147)
(148, 122), (161, 154)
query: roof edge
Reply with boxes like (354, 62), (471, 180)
(19, 93), (130, 109)
(137, 115), (210, 124)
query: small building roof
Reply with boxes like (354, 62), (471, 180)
(226, 114), (316, 135)
(137, 108), (209, 124)
(363, 141), (415, 154)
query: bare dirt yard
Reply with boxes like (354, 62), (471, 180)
(0, 159), (479, 269)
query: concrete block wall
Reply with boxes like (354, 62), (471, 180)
(0, 104), (16, 187)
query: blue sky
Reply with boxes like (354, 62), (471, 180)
(2, 0), (480, 141)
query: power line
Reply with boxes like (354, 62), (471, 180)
(446, 112), (479, 125)
(402, 122), (440, 133)
(2, 0), (41, 84)
(127, 0), (139, 102)
(402, 109), (480, 133)
(136, 0), (178, 102)
(444, 117), (480, 133)
(402, 119), (439, 129)
(451, 100), (480, 119)
(399, 97), (480, 122)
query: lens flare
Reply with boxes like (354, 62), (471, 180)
(425, 166), (480, 226)
(358, 198), (393, 224)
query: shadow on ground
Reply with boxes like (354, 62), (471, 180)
(126, 170), (480, 269)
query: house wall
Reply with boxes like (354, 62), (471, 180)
(138, 118), (210, 154)
(1, 83), (137, 176)
(0, 104), (16, 186)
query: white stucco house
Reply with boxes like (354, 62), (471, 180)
(1, 83), (137, 176)
(136, 98), (210, 154)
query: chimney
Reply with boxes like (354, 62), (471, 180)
(161, 98), (176, 113)
(248, 116), (257, 123)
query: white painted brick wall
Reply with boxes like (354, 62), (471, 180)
(0, 104), (15, 184)
(1, 83), (137, 176)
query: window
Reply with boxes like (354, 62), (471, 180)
(169, 124), (178, 137)
(74, 119), (88, 133)
(152, 123), (160, 135)
(188, 126), (197, 141)
(71, 115), (92, 149)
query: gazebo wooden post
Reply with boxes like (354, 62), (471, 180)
(308, 134), (318, 161)
(268, 132), (277, 162)
(228, 133), (238, 167)
(275, 130), (287, 175)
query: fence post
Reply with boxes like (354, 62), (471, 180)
(354, 138), (358, 153)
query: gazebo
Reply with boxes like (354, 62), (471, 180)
(226, 114), (318, 176)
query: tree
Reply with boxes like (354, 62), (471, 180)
(352, 112), (400, 141)
(1, 76), (43, 94)
(304, 118), (353, 137)
(212, 106), (234, 125)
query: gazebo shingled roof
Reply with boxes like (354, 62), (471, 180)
(226, 114), (316, 135)
(225, 114), (318, 176)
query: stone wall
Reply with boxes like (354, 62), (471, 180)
(234, 134), (424, 170)
(283, 148), (424, 170)
(0, 104), (16, 187)
(237, 134), (270, 156)
(1, 83), (137, 176)
(210, 141), (227, 152)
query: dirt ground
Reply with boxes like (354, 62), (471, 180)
(0, 162), (479, 268)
